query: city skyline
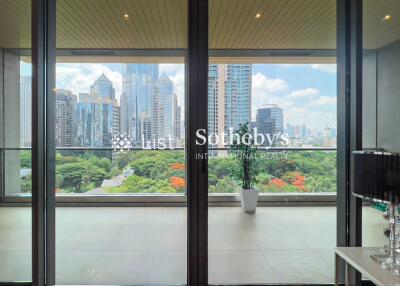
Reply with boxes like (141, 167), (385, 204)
(49, 63), (336, 131)
(54, 67), (183, 148)
(19, 62), (337, 147)
(20, 62), (336, 130)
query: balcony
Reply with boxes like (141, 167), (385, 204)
(0, 147), (387, 284)
(0, 206), (386, 284)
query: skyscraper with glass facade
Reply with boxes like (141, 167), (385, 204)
(208, 64), (252, 144)
(75, 74), (116, 147)
(121, 64), (159, 145)
(256, 104), (284, 135)
(225, 64), (252, 129)
(90, 73), (115, 100)
(152, 74), (176, 145)
(55, 89), (77, 147)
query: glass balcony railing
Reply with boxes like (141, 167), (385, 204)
(1, 147), (336, 196)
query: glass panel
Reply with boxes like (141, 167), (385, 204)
(5, 150), (32, 196)
(55, 0), (187, 284)
(361, 0), (400, 249)
(208, 0), (337, 284)
(0, 0), (32, 282)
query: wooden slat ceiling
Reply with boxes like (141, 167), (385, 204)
(209, 0), (336, 49)
(0, 0), (398, 50)
(56, 0), (187, 49)
(0, 0), (31, 49)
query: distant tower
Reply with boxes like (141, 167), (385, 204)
(120, 91), (129, 136)
(155, 74), (175, 141)
(256, 104), (284, 136)
(55, 89), (77, 147)
(75, 74), (116, 147)
(90, 73), (115, 100)
(208, 64), (252, 147)
(112, 103), (120, 137)
(121, 64), (159, 145)
(20, 76), (32, 147)
(174, 104), (181, 141)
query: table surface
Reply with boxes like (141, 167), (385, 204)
(336, 247), (400, 286)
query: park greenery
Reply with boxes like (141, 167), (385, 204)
(19, 148), (336, 194)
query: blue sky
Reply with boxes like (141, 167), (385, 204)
(251, 64), (337, 130)
(253, 64), (336, 97)
(22, 62), (337, 130)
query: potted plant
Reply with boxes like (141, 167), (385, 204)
(230, 122), (259, 213)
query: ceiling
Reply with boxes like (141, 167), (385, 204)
(0, 0), (398, 51)
(363, 0), (400, 49)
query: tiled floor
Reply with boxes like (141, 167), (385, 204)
(0, 206), (387, 284)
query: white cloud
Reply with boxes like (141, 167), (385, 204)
(252, 72), (288, 94)
(288, 88), (319, 99)
(311, 64), (337, 74)
(310, 95), (336, 107)
(159, 64), (184, 75)
(250, 73), (336, 129)
(251, 73), (289, 120)
(167, 66), (185, 108)
(56, 64), (123, 101)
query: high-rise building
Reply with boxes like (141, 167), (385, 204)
(225, 64), (252, 129)
(112, 104), (120, 136)
(20, 76), (32, 147)
(174, 105), (181, 141)
(301, 124), (307, 138)
(121, 64), (159, 145)
(208, 64), (252, 143)
(90, 73), (115, 100)
(120, 91), (128, 136)
(75, 75), (116, 147)
(152, 74), (176, 145)
(208, 64), (221, 136)
(286, 123), (293, 137)
(55, 89), (77, 147)
(256, 104), (284, 136)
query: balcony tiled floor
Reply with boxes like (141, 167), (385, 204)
(0, 206), (386, 284)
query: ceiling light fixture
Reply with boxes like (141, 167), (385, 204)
(123, 14), (129, 21)
(255, 13), (261, 19)
(382, 14), (392, 22)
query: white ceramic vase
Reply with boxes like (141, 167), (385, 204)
(240, 188), (259, 213)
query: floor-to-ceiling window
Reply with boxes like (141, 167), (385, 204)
(207, 1), (338, 284)
(0, 0), (32, 282)
(54, 1), (187, 284)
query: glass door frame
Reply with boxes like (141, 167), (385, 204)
(28, 0), (363, 285)
(30, 0), (210, 285)
(336, 0), (363, 284)
(31, 0), (56, 285)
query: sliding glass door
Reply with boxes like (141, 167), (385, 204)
(51, 0), (188, 284)
(0, 0), (32, 282)
(207, 0), (338, 284)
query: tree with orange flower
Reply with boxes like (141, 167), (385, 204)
(170, 176), (185, 192)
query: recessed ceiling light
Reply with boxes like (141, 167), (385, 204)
(382, 14), (392, 22)
(255, 13), (261, 19)
(123, 14), (129, 21)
